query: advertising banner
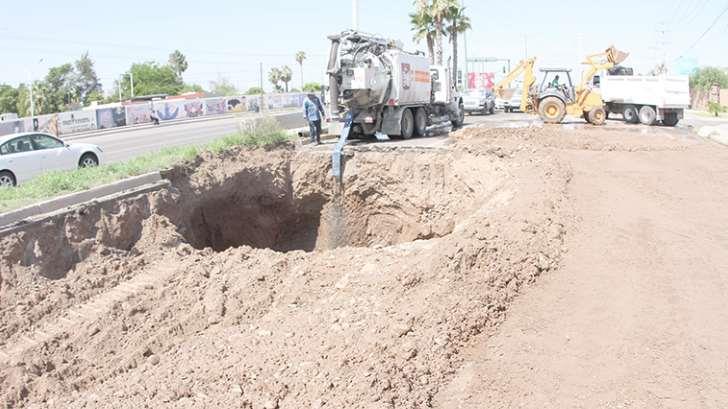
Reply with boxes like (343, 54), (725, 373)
(153, 100), (186, 121)
(22, 114), (59, 135)
(96, 107), (127, 129)
(0, 120), (24, 137)
(226, 96), (246, 112)
(126, 104), (152, 125)
(183, 100), (204, 118)
(58, 110), (97, 135)
(467, 72), (496, 89)
(205, 98), (226, 115)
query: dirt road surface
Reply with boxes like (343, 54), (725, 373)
(437, 126), (728, 408)
(2, 115), (728, 408)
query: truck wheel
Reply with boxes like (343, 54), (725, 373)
(538, 97), (566, 124)
(639, 106), (656, 125)
(414, 108), (427, 137)
(587, 107), (607, 125)
(452, 102), (465, 128)
(662, 113), (679, 127)
(623, 105), (639, 124)
(401, 108), (414, 139)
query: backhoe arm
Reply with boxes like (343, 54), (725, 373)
(492, 57), (536, 112)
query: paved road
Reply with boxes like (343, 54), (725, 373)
(71, 111), (304, 164)
(74, 109), (727, 165)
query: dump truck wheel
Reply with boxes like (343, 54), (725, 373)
(639, 105), (656, 126)
(401, 108), (414, 139)
(452, 102), (465, 128)
(414, 108), (427, 137)
(538, 97), (566, 124)
(623, 105), (639, 124)
(588, 107), (607, 125)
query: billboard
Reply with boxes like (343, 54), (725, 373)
(467, 72), (496, 89)
(0, 120), (24, 137)
(205, 98), (226, 115)
(96, 107), (127, 129)
(58, 111), (97, 134)
(126, 104), (152, 125)
(153, 100), (186, 121)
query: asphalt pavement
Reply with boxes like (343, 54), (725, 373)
(70, 111), (304, 164)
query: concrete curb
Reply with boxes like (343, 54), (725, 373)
(0, 172), (163, 230)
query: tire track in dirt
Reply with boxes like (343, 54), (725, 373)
(0, 259), (180, 366)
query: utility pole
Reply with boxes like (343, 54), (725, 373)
(352, 0), (359, 30)
(118, 75), (123, 102)
(462, 0), (468, 89)
(28, 58), (43, 119)
(130, 72), (135, 98)
(259, 62), (264, 91)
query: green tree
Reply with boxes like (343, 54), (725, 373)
(268, 67), (283, 92)
(168, 50), (189, 77)
(446, 2), (470, 83)
(43, 63), (77, 113)
(280, 66), (293, 92)
(410, 2), (437, 64)
(690, 67), (728, 90)
(74, 52), (103, 105)
(295, 51), (307, 89)
(210, 76), (238, 96)
(0, 84), (19, 114)
(246, 86), (264, 95)
(302, 82), (322, 92)
(15, 84), (30, 117)
(122, 62), (184, 97)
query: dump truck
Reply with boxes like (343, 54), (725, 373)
(326, 30), (464, 139)
(598, 74), (690, 126)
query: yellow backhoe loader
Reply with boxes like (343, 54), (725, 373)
(492, 46), (629, 125)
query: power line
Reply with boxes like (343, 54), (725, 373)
(678, 1), (728, 58)
(1, 33), (326, 58)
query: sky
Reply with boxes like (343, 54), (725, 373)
(1, 0), (727, 95)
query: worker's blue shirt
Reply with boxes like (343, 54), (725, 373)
(303, 97), (322, 122)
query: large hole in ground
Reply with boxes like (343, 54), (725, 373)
(170, 150), (495, 253)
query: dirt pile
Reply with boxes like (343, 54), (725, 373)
(0, 132), (571, 408)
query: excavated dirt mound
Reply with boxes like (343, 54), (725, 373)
(0, 132), (571, 408)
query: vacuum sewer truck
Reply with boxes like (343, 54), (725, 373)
(326, 30), (464, 139)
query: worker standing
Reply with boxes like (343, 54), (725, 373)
(303, 93), (325, 145)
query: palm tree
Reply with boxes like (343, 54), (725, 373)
(268, 67), (282, 92)
(447, 2), (471, 84)
(280, 66), (293, 93)
(295, 51), (307, 89)
(412, 0), (450, 65)
(410, 4), (436, 64)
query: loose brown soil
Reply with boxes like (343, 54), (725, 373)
(4, 122), (715, 408)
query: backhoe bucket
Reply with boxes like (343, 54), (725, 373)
(606, 46), (629, 65)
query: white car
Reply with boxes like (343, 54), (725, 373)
(0, 132), (103, 187)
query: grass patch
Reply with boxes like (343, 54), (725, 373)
(0, 118), (292, 213)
